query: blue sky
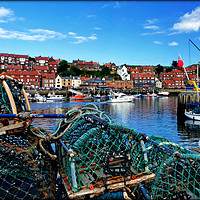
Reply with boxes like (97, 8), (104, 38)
(1, 1), (200, 67)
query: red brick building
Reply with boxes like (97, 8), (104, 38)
(35, 56), (49, 66)
(72, 59), (100, 71)
(137, 66), (154, 73)
(103, 63), (117, 71)
(159, 72), (174, 81)
(171, 77), (184, 88)
(162, 80), (175, 89)
(8, 71), (41, 88)
(33, 66), (49, 75)
(6, 65), (22, 72)
(42, 74), (55, 88)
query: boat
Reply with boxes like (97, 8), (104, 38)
(147, 92), (157, 98)
(34, 92), (47, 102)
(46, 92), (65, 102)
(70, 94), (92, 101)
(158, 91), (169, 96)
(107, 92), (134, 103)
(184, 53), (200, 120)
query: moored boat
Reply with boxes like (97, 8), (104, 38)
(107, 92), (134, 103)
(46, 92), (65, 102)
(158, 91), (169, 96)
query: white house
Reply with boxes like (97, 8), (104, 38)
(55, 75), (62, 88)
(117, 65), (130, 80)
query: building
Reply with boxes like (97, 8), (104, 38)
(117, 65), (130, 80)
(35, 56), (49, 66)
(42, 74), (55, 88)
(71, 76), (82, 88)
(33, 66), (49, 75)
(137, 66), (154, 74)
(61, 77), (72, 88)
(103, 63), (117, 71)
(132, 73), (156, 86)
(55, 75), (62, 88)
(72, 59), (100, 71)
(162, 80), (175, 89)
(8, 71), (40, 88)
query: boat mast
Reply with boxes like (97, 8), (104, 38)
(198, 62), (199, 106)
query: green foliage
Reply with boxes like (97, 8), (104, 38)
(58, 60), (70, 74)
(155, 64), (163, 75)
(166, 67), (173, 72)
(172, 60), (177, 68)
(100, 66), (111, 77)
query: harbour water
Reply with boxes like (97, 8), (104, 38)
(30, 96), (200, 150)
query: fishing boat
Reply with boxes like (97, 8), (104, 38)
(46, 92), (65, 102)
(157, 91), (169, 96)
(70, 94), (92, 101)
(34, 92), (47, 102)
(107, 92), (134, 103)
(147, 92), (157, 98)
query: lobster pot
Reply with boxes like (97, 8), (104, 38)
(57, 111), (200, 200)
(0, 130), (57, 200)
(57, 117), (156, 199)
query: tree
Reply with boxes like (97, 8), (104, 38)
(58, 60), (70, 74)
(172, 60), (177, 68)
(155, 64), (163, 75)
(100, 66), (111, 77)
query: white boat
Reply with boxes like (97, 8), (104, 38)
(46, 92), (65, 102)
(185, 106), (200, 121)
(34, 92), (47, 102)
(158, 91), (169, 96)
(107, 92), (134, 103)
(184, 59), (200, 120)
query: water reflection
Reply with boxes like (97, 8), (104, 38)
(28, 97), (200, 149)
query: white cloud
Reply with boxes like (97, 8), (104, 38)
(172, 6), (200, 33)
(0, 7), (23, 23)
(154, 41), (162, 45)
(144, 25), (159, 30)
(69, 32), (97, 44)
(87, 15), (96, 18)
(146, 19), (158, 25)
(141, 31), (165, 35)
(68, 32), (76, 36)
(0, 28), (67, 41)
(168, 41), (178, 46)
(94, 27), (102, 30)
(0, 7), (13, 18)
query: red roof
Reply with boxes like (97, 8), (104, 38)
(7, 65), (22, 69)
(104, 63), (111, 66)
(33, 66), (48, 70)
(164, 80), (174, 84)
(8, 71), (39, 76)
(173, 70), (183, 73)
(138, 73), (154, 77)
(42, 74), (55, 78)
(8, 54), (15, 57)
(173, 77), (183, 81)
(49, 62), (57, 65)
(35, 57), (49, 60)
(185, 68), (192, 71)
(130, 69), (139, 72)
(15, 55), (29, 58)
(1, 53), (8, 56)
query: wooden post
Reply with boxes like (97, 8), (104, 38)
(22, 88), (31, 111)
(2, 80), (17, 114)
